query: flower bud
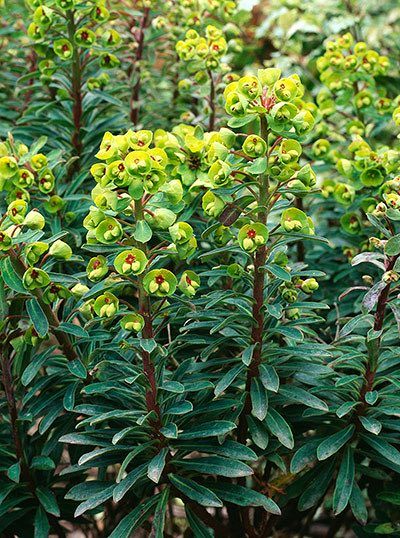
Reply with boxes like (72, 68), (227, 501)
(49, 240), (72, 260)
(71, 283), (89, 298)
(301, 278), (319, 294)
(23, 210), (45, 230)
(0, 230), (12, 251)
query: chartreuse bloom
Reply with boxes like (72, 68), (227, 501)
(242, 135), (267, 158)
(42, 283), (71, 304)
(143, 269), (177, 297)
(178, 271), (200, 297)
(24, 242), (49, 265)
(86, 256), (108, 282)
(23, 267), (51, 290)
(281, 208), (314, 234)
(0, 231), (12, 251)
(7, 200), (27, 224)
(114, 248), (148, 276)
(94, 292), (119, 318)
(238, 223), (269, 253)
(169, 222), (194, 245)
(202, 191), (224, 217)
(95, 217), (123, 244)
(120, 313), (145, 332)
(340, 213), (362, 235)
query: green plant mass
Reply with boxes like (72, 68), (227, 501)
(1, 0), (400, 536)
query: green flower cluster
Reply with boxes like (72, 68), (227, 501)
(0, 136), (65, 216)
(82, 127), (202, 329)
(224, 68), (316, 136)
(316, 34), (393, 118)
(27, 0), (120, 85)
(176, 25), (228, 74)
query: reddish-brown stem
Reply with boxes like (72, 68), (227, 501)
(67, 10), (83, 178)
(8, 250), (78, 362)
(359, 255), (398, 408)
(208, 69), (216, 131)
(134, 199), (163, 438)
(130, 7), (150, 125)
(1, 337), (35, 491)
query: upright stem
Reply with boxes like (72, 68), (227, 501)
(1, 339), (35, 490)
(134, 199), (162, 436)
(130, 7), (150, 125)
(67, 10), (83, 176)
(8, 250), (78, 362)
(238, 115), (269, 444)
(295, 198), (305, 262)
(208, 69), (216, 131)
(359, 255), (397, 407)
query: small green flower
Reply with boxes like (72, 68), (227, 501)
(99, 53), (120, 69)
(23, 210), (45, 230)
(161, 180), (183, 204)
(360, 168), (384, 187)
(23, 267), (50, 290)
(87, 256), (108, 282)
(0, 230), (12, 251)
(74, 28), (96, 47)
(238, 223), (269, 253)
(120, 313), (145, 332)
(17, 168), (35, 188)
(225, 91), (248, 117)
(208, 159), (231, 188)
(280, 284), (298, 303)
(101, 29), (121, 47)
(32, 6), (53, 29)
(127, 129), (153, 149)
(202, 191), (224, 217)
(0, 156), (18, 179)
(312, 139), (330, 158)
(95, 217), (123, 244)
(125, 151), (152, 176)
(38, 169), (55, 193)
(114, 248), (148, 275)
(274, 77), (298, 101)
(169, 222), (194, 245)
(278, 139), (302, 163)
(91, 4), (110, 22)
(258, 68), (281, 86)
(94, 292), (119, 318)
(7, 200), (27, 224)
(42, 283), (71, 304)
(296, 164), (316, 188)
(31, 153), (48, 171)
(43, 195), (64, 214)
(242, 135), (267, 158)
(143, 269), (177, 297)
(143, 170), (167, 193)
(24, 242), (48, 265)
(227, 263), (244, 278)
(178, 270), (200, 297)
(333, 183), (355, 206)
(301, 278), (319, 294)
(281, 208), (313, 234)
(54, 39), (73, 60)
(340, 213), (362, 235)
(49, 240), (72, 260)
(238, 75), (262, 99)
